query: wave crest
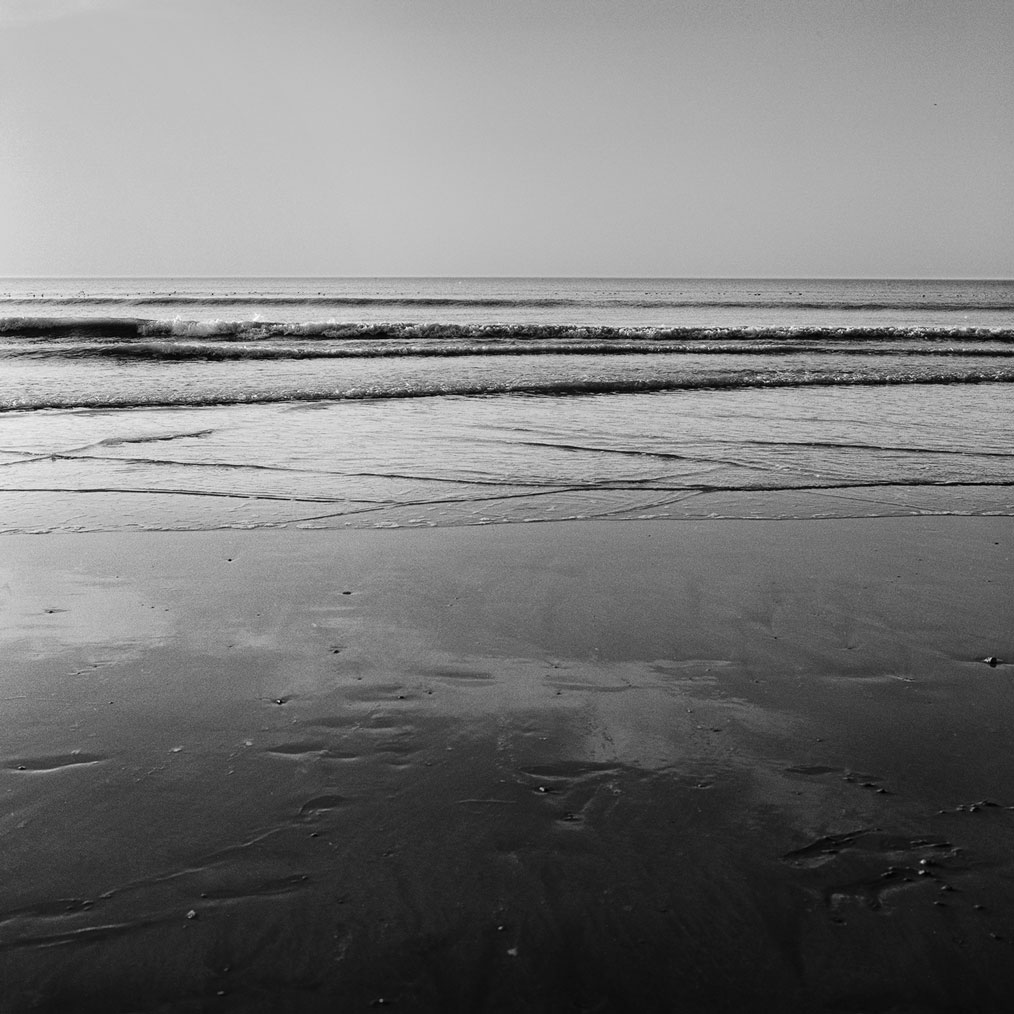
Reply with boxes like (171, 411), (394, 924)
(3, 316), (1014, 344)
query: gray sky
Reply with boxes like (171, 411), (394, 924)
(1, 0), (1011, 277)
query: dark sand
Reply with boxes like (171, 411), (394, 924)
(1, 518), (1012, 1013)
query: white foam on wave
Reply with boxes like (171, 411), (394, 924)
(3, 316), (1014, 344)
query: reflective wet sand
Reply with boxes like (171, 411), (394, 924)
(1, 519), (1012, 1012)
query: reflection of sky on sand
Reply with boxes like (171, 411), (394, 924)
(3, 518), (1010, 825)
(4, 521), (1014, 1011)
(0, 529), (806, 827)
(0, 566), (172, 656)
(0, 520), (942, 808)
(349, 650), (805, 780)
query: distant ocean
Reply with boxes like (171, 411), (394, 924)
(1, 277), (1012, 533)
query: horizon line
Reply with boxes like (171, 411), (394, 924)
(1, 274), (1012, 283)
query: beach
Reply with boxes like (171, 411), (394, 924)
(2, 274), (1012, 1010)
(4, 0), (1013, 1001)
(2, 516), (1012, 1011)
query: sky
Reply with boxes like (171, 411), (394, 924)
(0, 0), (1011, 278)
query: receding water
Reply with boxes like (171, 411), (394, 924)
(2, 277), (1012, 532)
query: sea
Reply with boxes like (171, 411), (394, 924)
(1, 276), (1012, 534)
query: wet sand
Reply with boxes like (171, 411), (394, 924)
(1, 518), (1012, 1013)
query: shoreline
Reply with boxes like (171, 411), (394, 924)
(2, 517), (1012, 1011)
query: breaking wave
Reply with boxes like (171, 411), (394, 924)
(3, 317), (1014, 345)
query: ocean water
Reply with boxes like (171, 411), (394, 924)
(1, 277), (1012, 533)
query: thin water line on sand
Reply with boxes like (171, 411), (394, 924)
(547, 491), (707, 521)
(603, 479), (1014, 493)
(277, 484), (607, 525)
(270, 479), (1014, 527)
(5, 477), (1014, 507)
(0, 453), (579, 489)
(510, 439), (775, 473)
(804, 488), (932, 512)
(0, 445), (769, 475)
(731, 438), (1014, 458)
(0, 486), (379, 504)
